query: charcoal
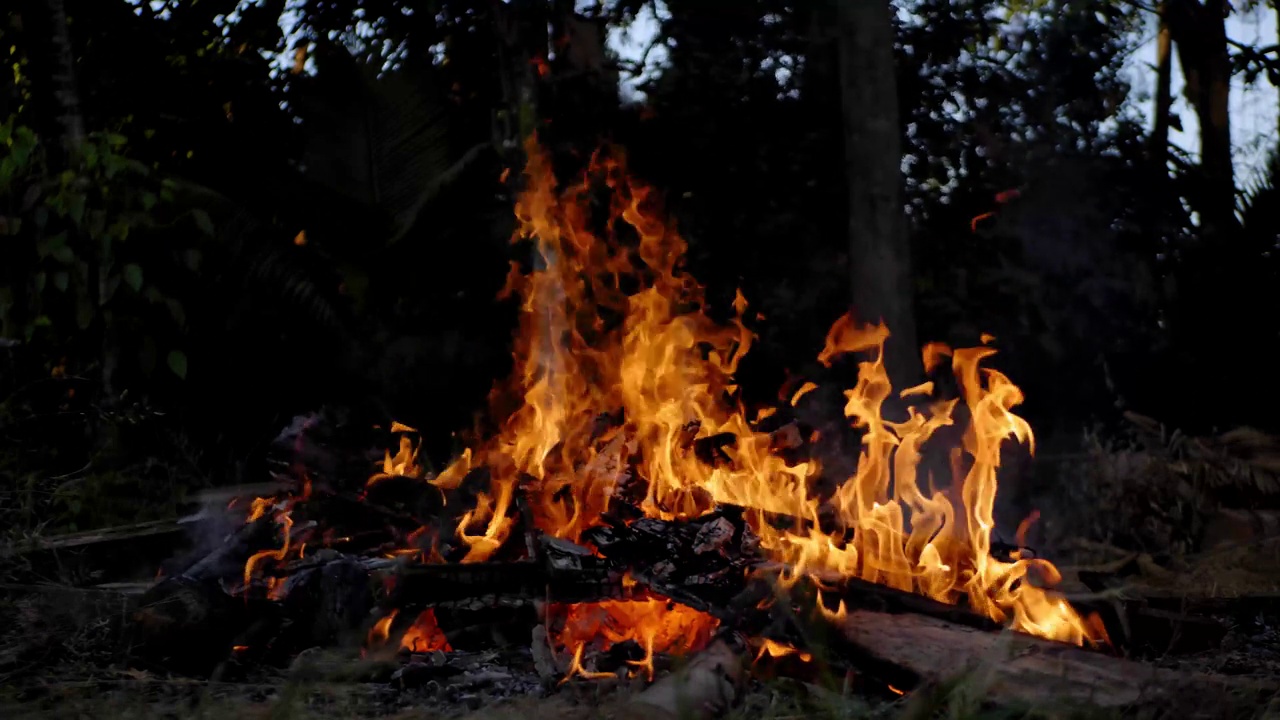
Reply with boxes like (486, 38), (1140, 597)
(279, 554), (372, 649)
(693, 432), (737, 466)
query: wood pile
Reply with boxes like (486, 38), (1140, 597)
(5, 411), (1278, 717)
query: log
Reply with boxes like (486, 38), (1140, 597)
(833, 609), (1276, 713)
(0, 518), (195, 584)
(129, 516), (280, 673)
(627, 637), (745, 720)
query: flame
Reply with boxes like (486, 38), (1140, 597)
(399, 135), (1105, 648)
(242, 508), (293, 592)
(368, 610), (398, 647)
(552, 599), (720, 682)
(754, 638), (812, 664)
(400, 609), (452, 653)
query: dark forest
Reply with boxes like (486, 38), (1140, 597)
(3, 1), (1280, 718)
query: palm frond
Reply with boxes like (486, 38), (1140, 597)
(1237, 144), (1280, 235)
(293, 42), (470, 242)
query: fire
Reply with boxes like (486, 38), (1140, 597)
(551, 599), (720, 682)
(236, 134), (1100, 665)
(368, 609), (398, 647)
(400, 609), (452, 653)
(754, 639), (812, 664)
(407, 135), (1104, 647)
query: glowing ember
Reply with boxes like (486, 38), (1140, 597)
(551, 599), (720, 681)
(400, 609), (452, 653)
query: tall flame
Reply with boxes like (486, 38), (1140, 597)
(408, 135), (1103, 647)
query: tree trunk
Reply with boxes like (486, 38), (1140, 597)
(1166, 0), (1236, 240)
(16, 0), (85, 157)
(1150, 6), (1174, 170)
(836, 0), (919, 388)
(492, 0), (549, 155)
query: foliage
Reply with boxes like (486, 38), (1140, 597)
(0, 117), (208, 388)
(0, 0), (1278, 543)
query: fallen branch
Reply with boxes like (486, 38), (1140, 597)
(833, 609), (1275, 712)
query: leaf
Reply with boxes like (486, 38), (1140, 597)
(34, 272), (46, 292)
(141, 191), (157, 211)
(101, 274), (121, 306)
(166, 350), (188, 380)
(191, 209), (215, 236)
(87, 209), (107, 239)
(296, 44), (456, 240)
(165, 298), (186, 327)
(123, 263), (144, 292)
(67, 193), (86, 226)
(75, 297), (93, 330)
(53, 271), (69, 292)
(51, 245), (74, 264)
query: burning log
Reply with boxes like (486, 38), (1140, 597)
(129, 516), (280, 672)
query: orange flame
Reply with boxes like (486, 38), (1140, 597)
(369, 135), (1103, 650)
(754, 638), (812, 664)
(243, 509), (293, 592)
(400, 609), (452, 653)
(553, 599), (720, 682)
(368, 609), (398, 647)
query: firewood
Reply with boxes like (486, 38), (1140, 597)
(129, 517), (281, 673)
(626, 636), (746, 720)
(277, 554), (373, 649)
(172, 515), (277, 582)
(1, 517), (196, 584)
(831, 609), (1276, 713)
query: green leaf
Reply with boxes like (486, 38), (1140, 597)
(87, 209), (107, 238)
(165, 298), (186, 327)
(166, 350), (188, 380)
(123, 263), (143, 292)
(105, 133), (127, 147)
(53, 271), (68, 292)
(109, 218), (131, 242)
(81, 142), (98, 169)
(191, 209), (214, 236)
(101, 274), (121, 306)
(103, 154), (127, 179)
(34, 271), (45, 292)
(67, 192), (86, 226)
(51, 245), (75, 264)
(75, 296), (93, 329)
(141, 191), (157, 211)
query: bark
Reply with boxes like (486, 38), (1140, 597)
(492, 0), (549, 154)
(1150, 6), (1174, 172)
(19, 0), (85, 155)
(1165, 0), (1237, 240)
(835, 1), (920, 388)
